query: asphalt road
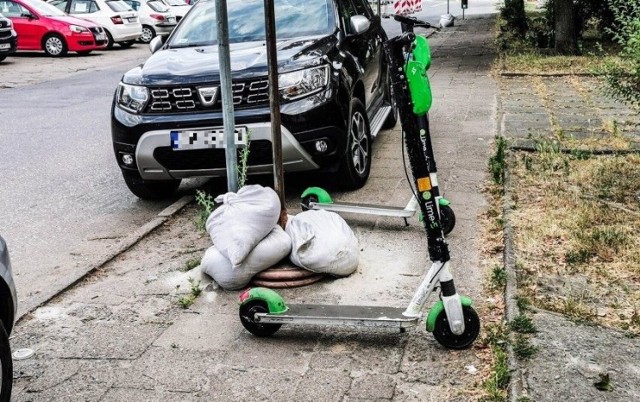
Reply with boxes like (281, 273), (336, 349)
(0, 46), (200, 316)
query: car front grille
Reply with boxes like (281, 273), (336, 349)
(153, 140), (273, 170)
(88, 27), (103, 35)
(144, 79), (270, 114)
(0, 30), (11, 39)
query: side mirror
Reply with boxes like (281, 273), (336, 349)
(349, 15), (370, 36)
(149, 35), (164, 53)
(20, 11), (35, 19)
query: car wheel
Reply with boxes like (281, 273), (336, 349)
(337, 98), (372, 190)
(105, 31), (114, 49)
(43, 34), (68, 57)
(119, 40), (135, 49)
(382, 66), (398, 129)
(122, 170), (181, 200)
(0, 56), (6, 62)
(140, 25), (155, 44)
(0, 322), (12, 402)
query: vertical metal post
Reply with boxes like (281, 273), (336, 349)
(216, 0), (238, 192)
(264, 0), (286, 210)
(447, 0), (450, 14)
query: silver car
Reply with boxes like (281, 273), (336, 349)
(0, 235), (17, 401)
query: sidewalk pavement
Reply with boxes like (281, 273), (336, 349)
(9, 17), (498, 401)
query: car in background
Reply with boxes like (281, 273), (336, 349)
(0, 12), (17, 62)
(111, 0), (396, 199)
(49, 0), (142, 49)
(121, 0), (175, 43)
(0, 235), (17, 401)
(0, 0), (107, 56)
(158, 0), (189, 22)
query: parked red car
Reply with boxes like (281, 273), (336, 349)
(0, 0), (107, 56)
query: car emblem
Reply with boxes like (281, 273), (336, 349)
(198, 87), (219, 107)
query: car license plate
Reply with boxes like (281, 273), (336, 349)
(0, 43), (10, 50)
(127, 17), (137, 22)
(96, 33), (107, 41)
(171, 127), (248, 150)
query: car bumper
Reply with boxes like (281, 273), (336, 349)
(111, 88), (347, 180)
(110, 24), (142, 42)
(154, 24), (176, 36)
(66, 32), (108, 51)
(0, 30), (17, 56)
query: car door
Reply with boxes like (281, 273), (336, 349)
(0, 0), (40, 49)
(337, 0), (382, 113)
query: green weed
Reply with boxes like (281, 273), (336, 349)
(490, 265), (508, 290)
(489, 136), (508, 185)
(195, 190), (215, 231)
(513, 334), (537, 359)
(509, 313), (537, 333)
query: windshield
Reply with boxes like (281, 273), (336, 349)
(22, 0), (67, 16)
(106, 0), (133, 12)
(148, 0), (169, 12)
(164, 0), (186, 6)
(168, 0), (335, 48)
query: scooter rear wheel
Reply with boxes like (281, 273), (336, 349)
(239, 301), (282, 337)
(432, 305), (480, 350)
(301, 195), (318, 211)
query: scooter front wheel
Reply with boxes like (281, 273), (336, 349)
(239, 300), (282, 337)
(432, 305), (480, 350)
(439, 205), (456, 236)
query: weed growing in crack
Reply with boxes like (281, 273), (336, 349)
(514, 295), (531, 312)
(195, 190), (215, 231)
(489, 136), (508, 185)
(178, 278), (202, 309)
(181, 258), (200, 272)
(513, 334), (537, 359)
(510, 313), (537, 333)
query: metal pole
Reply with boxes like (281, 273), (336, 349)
(264, 0), (286, 211)
(216, 0), (238, 192)
(447, 0), (450, 14)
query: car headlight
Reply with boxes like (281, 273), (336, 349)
(70, 25), (90, 33)
(279, 65), (330, 100)
(117, 83), (149, 113)
(6, 20), (12, 28)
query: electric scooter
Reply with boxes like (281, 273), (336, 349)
(238, 15), (480, 349)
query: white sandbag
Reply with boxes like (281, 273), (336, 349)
(201, 225), (292, 290)
(206, 184), (281, 266)
(286, 210), (359, 277)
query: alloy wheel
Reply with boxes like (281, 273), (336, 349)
(140, 27), (153, 43)
(45, 37), (64, 56)
(350, 111), (369, 176)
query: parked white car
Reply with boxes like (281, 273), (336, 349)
(158, 0), (189, 22)
(49, 0), (142, 49)
(122, 0), (175, 43)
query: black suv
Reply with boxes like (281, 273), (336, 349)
(111, 0), (396, 199)
(0, 13), (17, 62)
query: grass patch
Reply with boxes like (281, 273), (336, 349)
(481, 323), (511, 402)
(509, 151), (640, 333)
(509, 313), (537, 333)
(180, 258), (200, 272)
(490, 265), (507, 290)
(513, 334), (537, 359)
(489, 136), (508, 186)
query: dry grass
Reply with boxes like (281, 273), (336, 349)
(509, 151), (640, 333)
(501, 54), (620, 75)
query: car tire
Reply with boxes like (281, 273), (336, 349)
(382, 66), (397, 129)
(105, 31), (114, 50)
(337, 98), (372, 190)
(0, 56), (6, 62)
(42, 34), (68, 57)
(140, 25), (156, 44)
(119, 40), (135, 49)
(0, 321), (12, 402)
(122, 170), (181, 200)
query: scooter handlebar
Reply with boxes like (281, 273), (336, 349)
(392, 14), (431, 29)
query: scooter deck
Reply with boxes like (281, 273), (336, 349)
(256, 304), (419, 329)
(308, 202), (416, 218)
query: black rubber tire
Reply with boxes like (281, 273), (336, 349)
(439, 204), (456, 236)
(239, 301), (281, 337)
(301, 195), (318, 211)
(432, 305), (480, 350)
(140, 25), (156, 44)
(0, 56), (6, 62)
(42, 34), (68, 57)
(122, 170), (180, 200)
(337, 98), (372, 190)
(0, 321), (13, 402)
(119, 40), (135, 48)
(382, 66), (397, 129)
(104, 30), (114, 49)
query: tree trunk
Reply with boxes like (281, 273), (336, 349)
(504, 0), (527, 35)
(554, 0), (578, 55)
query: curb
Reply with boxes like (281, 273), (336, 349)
(16, 195), (194, 323)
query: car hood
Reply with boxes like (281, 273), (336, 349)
(46, 15), (98, 28)
(123, 34), (338, 85)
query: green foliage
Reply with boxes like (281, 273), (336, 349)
(594, 373), (614, 392)
(513, 334), (538, 359)
(602, 0), (640, 107)
(490, 136), (508, 185)
(195, 190), (215, 231)
(236, 130), (252, 188)
(482, 346), (510, 401)
(177, 278), (202, 309)
(490, 265), (508, 290)
(501, 0), (528, 37)
(510, 313), (537, 333)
